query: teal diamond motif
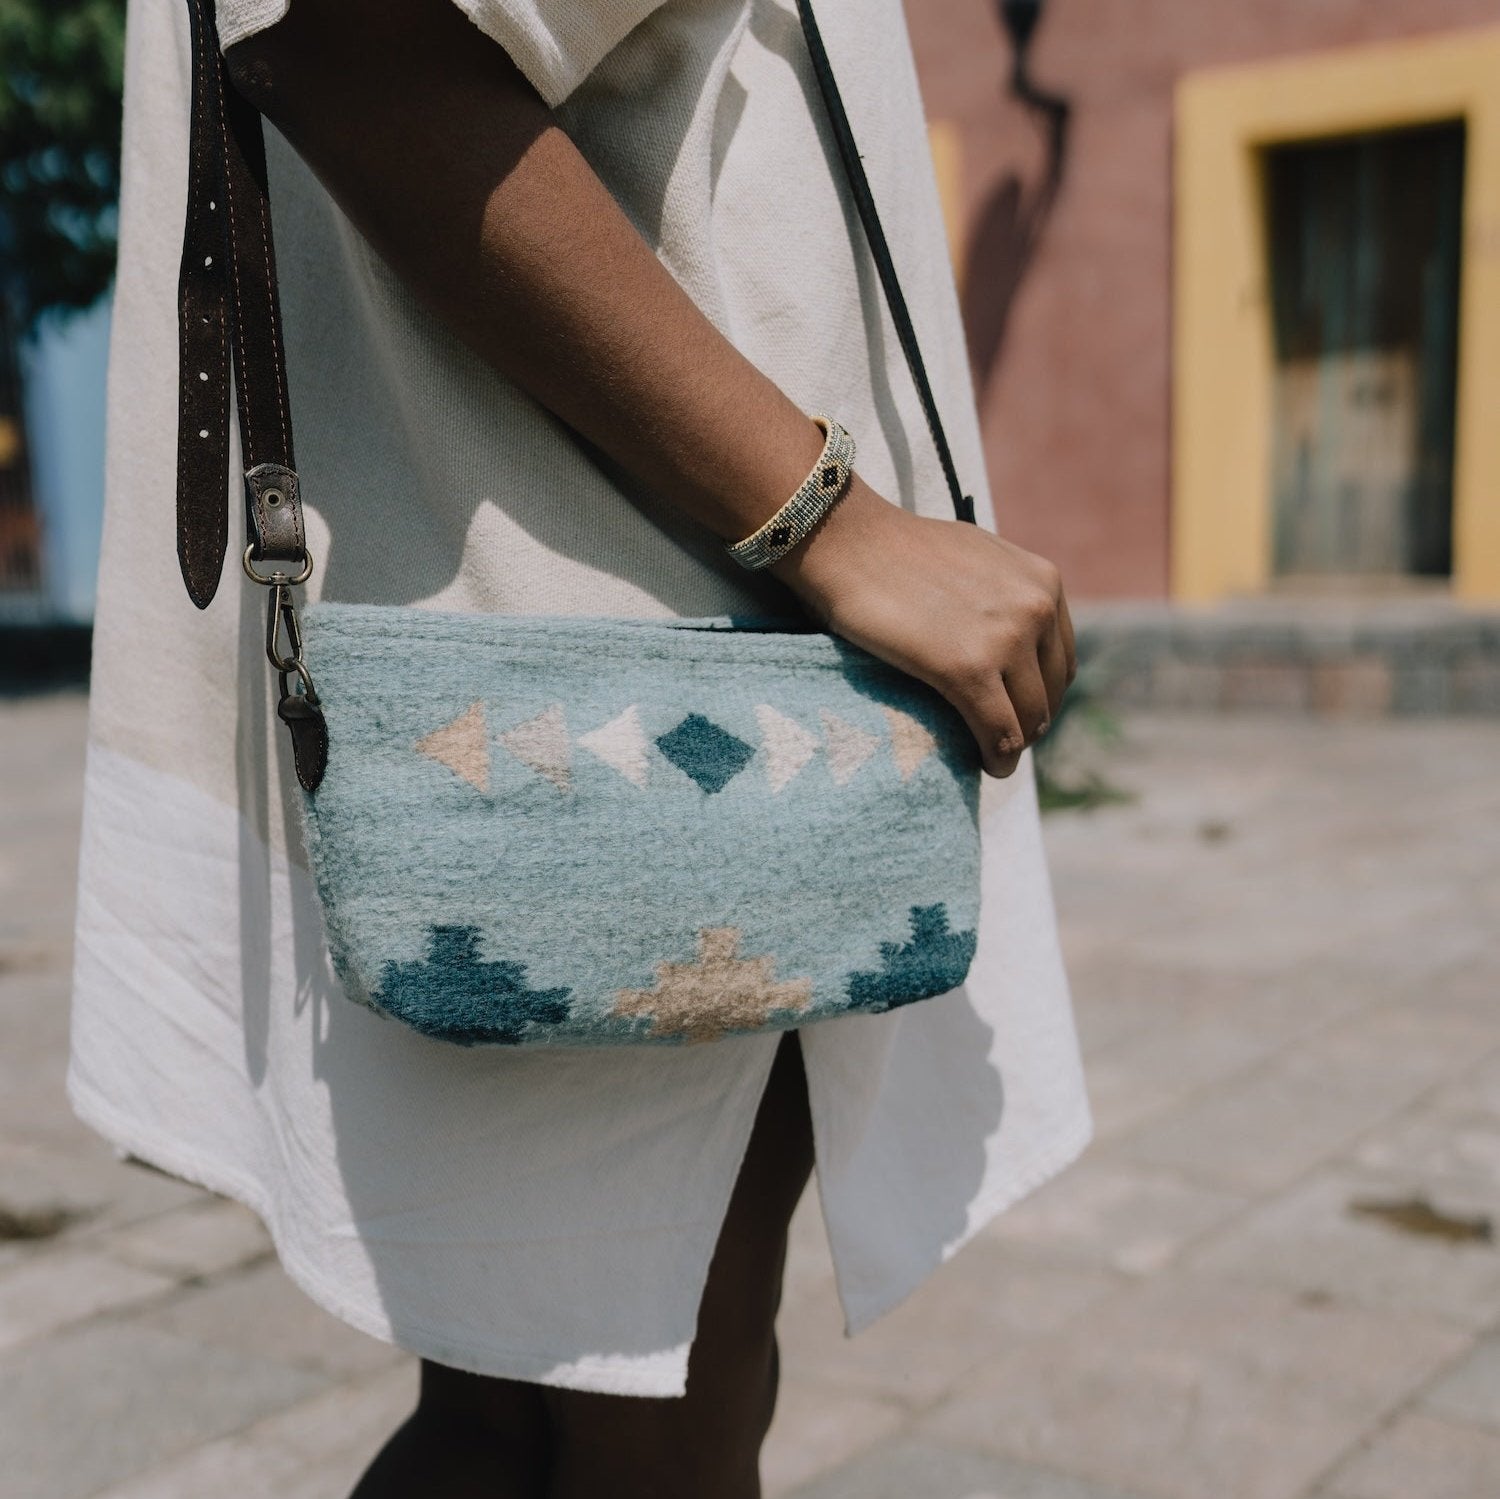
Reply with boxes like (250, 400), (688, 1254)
(656, 713), (754, 793)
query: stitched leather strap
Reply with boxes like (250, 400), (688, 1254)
(177, 0), (302, 609)
(174, 0), (975, 609)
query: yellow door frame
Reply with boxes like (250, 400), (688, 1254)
(1173, 27), (1500, 602)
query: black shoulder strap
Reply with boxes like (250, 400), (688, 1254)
(794, 0), (976, 525)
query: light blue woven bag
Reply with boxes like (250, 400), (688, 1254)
(173, 0), (986, 1046)
(297, 607), (981, 1046)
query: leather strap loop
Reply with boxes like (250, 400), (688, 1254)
(244, 461), (305, 558)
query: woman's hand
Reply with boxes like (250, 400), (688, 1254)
(771, 480), (1077, 779)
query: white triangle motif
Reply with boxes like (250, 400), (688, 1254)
(755, 704), (818, 793)
(499, 703), (571, 791)
(882, 705), (937, 781)
(415, 700), (489, 792)
(578, 705), (650, 788)
(819, 709), (880, 788)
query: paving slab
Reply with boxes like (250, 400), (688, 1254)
(780, 1437), (1154, 1499)
(0, 1141), (208, 1243)
(0, 1319), (326, 1499)
(761, 1377), (908, 1496)
(132, 1258), (406, 1382)
(1420, 1336), (1500, 1434)
(1417, 957), (1500, 1024)
(1124, 879), (1464, 986)
(0, 973), (89, 1151)
(1352, 1051), (1500, 1191)
(0, 1245), (177, 1352)
(777, 1236), (1118, 1409)
(1322, 1411), (1500, 1499)
(1115, 1002), (1498, 1195)
(921, 1275), (1468, 1499)
(781, 1185), (839, 1313)
(1073, 1012), (1284, 1142)
(92, 1364), (417, 1499)
(1182, 1163), (1500, 1329)
(0, 694), (87, 956)
(102, 1197), (274, 1281)
(982, 1158), (1247, 1277)
(1065, 976), (1199, 1058)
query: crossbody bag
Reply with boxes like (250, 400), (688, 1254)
(175, 0), (985, 1047)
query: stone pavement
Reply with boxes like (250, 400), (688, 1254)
(2, 692), (1497, 1499)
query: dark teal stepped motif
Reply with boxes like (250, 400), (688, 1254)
(655, 713), (755, 793)
(845, 904), (977, 1013)
(373, 925), (572, 1045)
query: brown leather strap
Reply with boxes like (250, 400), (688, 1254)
(174, 0), (232, 607)
(176, 0), (327, 791)
(176, 0), (304, 609)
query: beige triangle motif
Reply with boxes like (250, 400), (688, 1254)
(499, 703), (571, 791)
(755, 704), (818, 793)
(415, 700), (489, 792)
(819, 708), (880, 787)
(611, 927), (812, 1043)
(578, 705), (649, 788)
(882, 705), (936, 781)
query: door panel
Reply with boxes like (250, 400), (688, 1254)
(1266, 122), (1464, 579)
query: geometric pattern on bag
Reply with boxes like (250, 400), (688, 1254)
(370, 901), (977, 1047)
(296, 603), (984, 1049)
(414, 698), (941, 796)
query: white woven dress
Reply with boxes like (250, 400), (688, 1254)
(67, 0), (1093, 1395)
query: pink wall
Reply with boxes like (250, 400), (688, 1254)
(904, 0), (1500, 598)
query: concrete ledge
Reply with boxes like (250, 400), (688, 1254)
(1074, 598), (1500, 715)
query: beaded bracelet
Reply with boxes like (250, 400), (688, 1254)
(724, 415), (857, 571)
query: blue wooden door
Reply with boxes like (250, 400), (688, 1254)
(1266, 122), (1464, 581)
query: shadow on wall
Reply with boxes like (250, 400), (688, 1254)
(963, 0), (1071, 402)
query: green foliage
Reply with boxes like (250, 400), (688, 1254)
(1033, 638), (1132, 812)
(0, 0), (126, 337)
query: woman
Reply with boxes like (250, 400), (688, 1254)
(67, 0), (1093, 1492)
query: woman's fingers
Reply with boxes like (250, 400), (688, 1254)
(1002, 654), (1052, 742)
(999, 569), (1067, 742)
(951, 662), (1027, 778)
(1038, 620), (1071, 721)
(1028, 556), (1075, 701)
(1056, 589), (1078, 686)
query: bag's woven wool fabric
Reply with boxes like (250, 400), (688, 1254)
(68, 0), (1093, 1395)
(300, 606), (982, 1045)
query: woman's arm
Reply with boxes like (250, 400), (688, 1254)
(224, 0), (1074, 777)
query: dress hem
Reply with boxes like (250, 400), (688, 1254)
(839, 1104), (1096, 1337)
(66, 1067), (1093, 1395)
(65, 1072), (694, 1398)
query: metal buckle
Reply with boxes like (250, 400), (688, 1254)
(242, 543), (314, 588)
(241, 544), (319, 705)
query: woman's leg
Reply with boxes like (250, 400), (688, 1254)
(544, 1030), (815, 1499)
(348, 1359), (550, 1498)
(348, 1030), (813, 1499)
